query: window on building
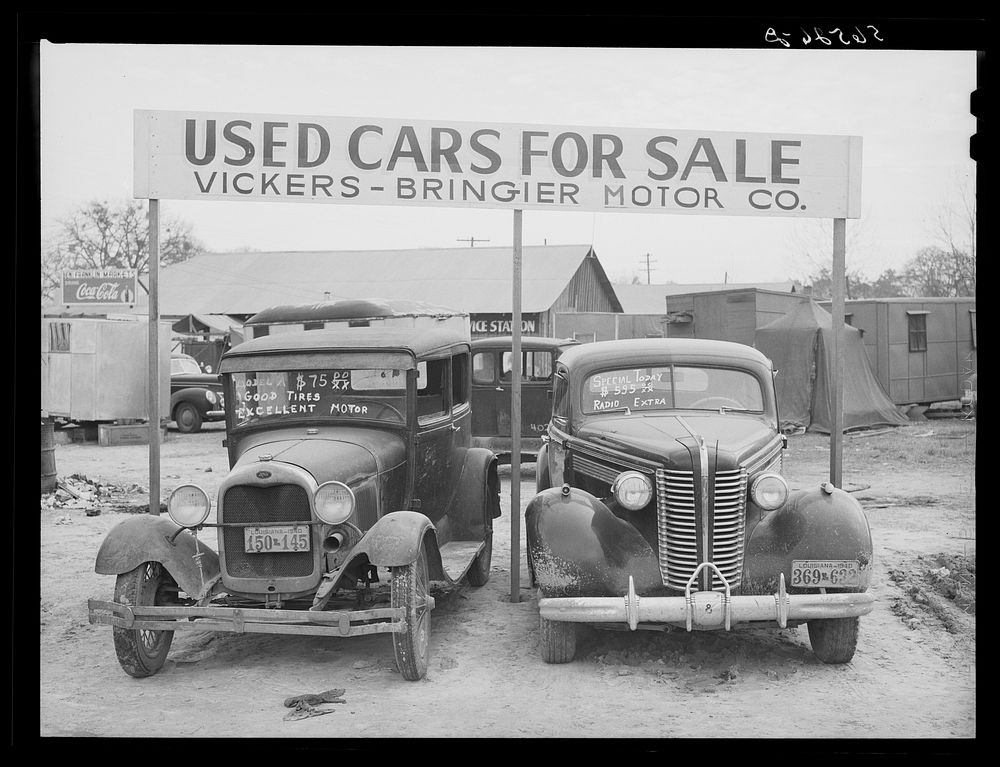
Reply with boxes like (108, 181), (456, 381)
(48, 322), (71, 352)
(970, 310), (977, 349)
(843, 313), (853, 326)
(348, 320), (370, 328)
(573, 332), (596, 343)
(303, 322), (324, 331)
(907, 311), (928, 352)
(253, 325), (269, 338)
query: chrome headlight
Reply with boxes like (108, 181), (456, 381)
(167, 484), (211, 527)
(751, 472), (789, 511)
(314, 481), (356, 524)
(611, 470), (653, 511)
(205, 390), (218, 404)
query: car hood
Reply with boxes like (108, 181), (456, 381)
(232, 427), (407, 486)
(574, 412), (777, 469)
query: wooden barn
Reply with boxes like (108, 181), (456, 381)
(153, 244), (622, 339)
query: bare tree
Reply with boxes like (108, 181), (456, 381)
(41, 199), (202, 305)
(902, 246), (975, 297)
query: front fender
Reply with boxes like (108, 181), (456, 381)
(525, 485), (661, 597)
(743, 484), (874, 593)
(94, 515), (220, 598)
(346, 511), (443, 573)
(171, 388), (211, 414)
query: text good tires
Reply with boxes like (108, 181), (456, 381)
(807, 616), (860, 664)
(112, 561), (176, 678)
(391, 544), (432, 680)
(174, 402), (203, 434)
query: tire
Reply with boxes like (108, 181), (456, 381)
(391, 543), (432, 681)
(466, 529), (492, 587)
(174, 402), (203, 434)
(112, 561), (175, 678)
(807, 616), (860, 664)
(539, 613), (577, 664)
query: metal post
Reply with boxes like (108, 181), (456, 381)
(510, 209), (523, 603)
(148, 199), (161, 514)
(829, 218), (846, 487)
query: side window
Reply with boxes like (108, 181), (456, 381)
(452, 352), (469, 408)
(907, 312), (928, 352)
(416, 359), (449, 422)
(552, 368), (570, 426)
(472, 352), (495, 384)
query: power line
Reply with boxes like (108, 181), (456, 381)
(639, 253), (657, 284)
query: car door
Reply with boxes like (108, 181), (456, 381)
(471, 346), (501, 439)
(498, 348), (555, 439)
(412, 355), (455, 523)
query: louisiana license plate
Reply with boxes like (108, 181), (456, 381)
(244, 525), (310, 553)
(790, 560), (860, 588)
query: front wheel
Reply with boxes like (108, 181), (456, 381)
(807, 616), (860, 663)
(174, 402), (203, 433)
(112, 561), (176, 677)
(539, 614), (577, 663)
(391, 544), (432, 680)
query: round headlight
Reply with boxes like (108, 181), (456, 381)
(167, 484), (211, 527)
(315, 481), (356, 524)
(611, 471), (653, 511)
(751, 472), (789, 511)
(205, 390), (217, 404)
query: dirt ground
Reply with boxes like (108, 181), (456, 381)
(37, 418), (976, 740)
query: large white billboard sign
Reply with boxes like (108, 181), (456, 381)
(135, 110), (861, 218)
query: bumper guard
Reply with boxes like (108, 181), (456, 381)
(538, 562), (873, 631)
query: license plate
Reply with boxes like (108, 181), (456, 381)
(244, 526), (310, 554)
(790, 560), (860, 588)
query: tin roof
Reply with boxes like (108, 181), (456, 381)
(158, 244), (601, 316)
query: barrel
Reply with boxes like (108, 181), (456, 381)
(41, 420), (57, 494)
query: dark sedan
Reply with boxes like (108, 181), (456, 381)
(170, 352), (225, 433)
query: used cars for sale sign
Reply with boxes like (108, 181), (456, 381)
(61, 269), (138, 305)
(134, 110), (862, 218)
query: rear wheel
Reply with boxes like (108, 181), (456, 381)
(174, 402), (202, 433)
(807, 616), (860, 663)
(112, 561), (175, 678)
(391, 544), (432, 680)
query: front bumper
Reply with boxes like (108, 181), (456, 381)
(88, 596), (434, 638)
(539, 563), (873, 631)
(206, 409), (225, 418)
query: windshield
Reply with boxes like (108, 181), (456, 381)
(230, 368), (407, 428)
(171, 357), (202, 375)
(583, 365), (764, 415)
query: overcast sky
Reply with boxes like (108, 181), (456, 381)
(39, 42), (977, 285)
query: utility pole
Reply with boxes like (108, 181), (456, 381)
(639, 253), (657, 284)
(457, 236), (490, 247)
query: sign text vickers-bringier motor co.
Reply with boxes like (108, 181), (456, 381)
(135, 111), (862, 219)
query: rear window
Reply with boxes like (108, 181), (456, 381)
(583, 366), (764, 414)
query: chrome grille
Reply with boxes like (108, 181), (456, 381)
(222, 484), (313, 579)
(655, 467), (748, 591)
(572, 452), (637, 486)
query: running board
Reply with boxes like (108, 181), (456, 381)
(438, 540), (485, 584)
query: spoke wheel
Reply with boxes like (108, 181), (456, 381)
(112, 561), (175, 678)
(391, 544), (432, 680)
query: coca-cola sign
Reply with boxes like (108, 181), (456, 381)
(61, 269), (138, 306)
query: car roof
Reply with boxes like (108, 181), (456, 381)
(557, 338), (773, 372)
(223, 326), (469, 360)
(471, 335), (579, 350)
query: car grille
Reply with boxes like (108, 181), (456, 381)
(655, 467), (748, 591)
(221, 484), (313, 579)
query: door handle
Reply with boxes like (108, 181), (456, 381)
(451, 423), (461, 432)
(495, 386), (504, 392)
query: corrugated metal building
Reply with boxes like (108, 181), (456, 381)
(155, 244), (622, 338)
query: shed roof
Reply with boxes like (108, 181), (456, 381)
(614, 282), (800, 314)
(158, 244), (602, 316)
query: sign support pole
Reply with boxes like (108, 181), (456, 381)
(148, 199), (161, 514)
(829, 218), (846, 486)
(510, 209), (523, 604)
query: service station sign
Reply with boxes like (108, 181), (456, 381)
(134, 110), (862, 218)
(61, 268), (139, 305)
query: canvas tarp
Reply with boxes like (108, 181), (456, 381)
(754, 301), (907, 433)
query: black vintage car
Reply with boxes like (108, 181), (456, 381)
(470, 335), (579, 462)
(89, 326), (500, 681)
(170, 352), (226, 433)
(528, 338), (874, 665)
